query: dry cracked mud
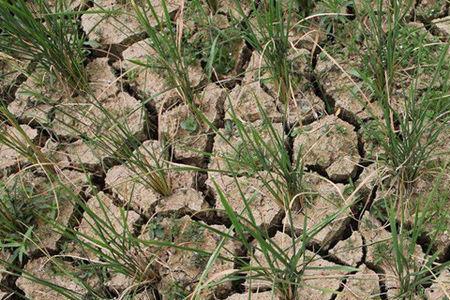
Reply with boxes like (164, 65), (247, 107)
(16, 257), (101, 300)
(1, 1), (449, 299)
(293, 115), (360, 181)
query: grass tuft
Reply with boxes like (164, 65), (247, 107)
(0, 0), (88, 92)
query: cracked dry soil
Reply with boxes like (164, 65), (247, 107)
(0, 0), (449, 299)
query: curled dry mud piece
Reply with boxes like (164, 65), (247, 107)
(114, 39), (170, 111)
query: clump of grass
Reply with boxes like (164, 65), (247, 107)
(233, 0), (298, 105)
(362, 45), (449, 191)
(132, 0), (198, 107)
(0, 0), (88, 92)
(382, 166), (450, 298)
(0, 177), (55, 262)
(191, 22), (243, 79)
(357, 3), (449, 294)
(65, 193), (162, 288)
(358, 0), (414, 97)
(208, 100), (305, 210)
(358, 0), (449, 190)
(127, 139), (173, 197)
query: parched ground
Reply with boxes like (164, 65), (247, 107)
(0, 0), (449, 299)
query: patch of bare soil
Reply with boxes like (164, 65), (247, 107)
(226, 82), (279, 122)
(114, 39), (171, 111)
(293, 115), (360, 181)
(315, 56), (380, 120)
(81, 0), (178, 46)
(282, 86), (325, 126)
(334, 265), (381, 299)
(206, 173), (282, 227)
(155, 188), (208, 215)
(432, 16), (450, 36)
(85, 57), (120, 99)
(329, 231), (364, 266)
(43, 139), (101, 169)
